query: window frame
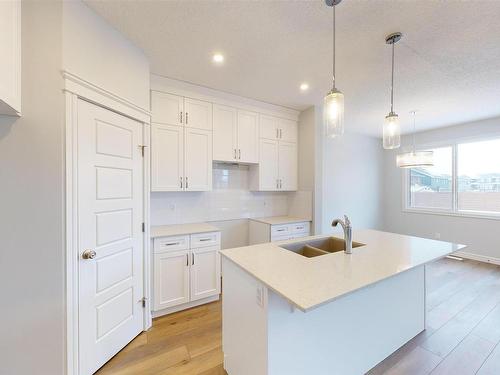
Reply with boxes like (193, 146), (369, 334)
(402, 134), (500, 221)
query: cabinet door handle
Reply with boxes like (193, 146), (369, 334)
(238, 149), (241, 160)
(180, 176), (183, 189)
(276, 128), (279, 139)
(234, 149), (237, 159)
(192, 253), (195, 265)
(280, 129), (282, 139)
(185, 112), (189, 124)
(186, 253), (189, 266)
(276, 179), (279, 189)
(186, 176), (189, 189)
(180, 111), (183, 124)
(280, 179), (282, 189)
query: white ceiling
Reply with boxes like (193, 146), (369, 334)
(85, 0), (500, 137)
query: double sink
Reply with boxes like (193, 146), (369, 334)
(281, 237), (365, 258)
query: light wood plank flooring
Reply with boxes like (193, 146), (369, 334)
(97, 258), (500, 375)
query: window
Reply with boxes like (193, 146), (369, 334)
(409, 147), (453, 210)
(405, 137), (500, 217)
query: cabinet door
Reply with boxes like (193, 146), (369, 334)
(259, 139), (279, 191)
(278, 141), (298, 191)
(151, 91), (183, 126)
(153, 250), (190, 311)
(278, 118), (298, 143)
(184, 98), (213, 130)
(190, 246), (221, 301)
(237, 110), (259, 163)
(213, 104), (237, 162)
(184, 128), (212, 191)
(151, 124), (184, 191)
(259, 114), (279, 140)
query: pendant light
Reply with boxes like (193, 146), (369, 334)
(324, 0), (344, 138)
(396, 111), (434, 168)
(383, 32), (402, 149)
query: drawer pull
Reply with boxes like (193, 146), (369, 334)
(164, 242), (180, 246)
(199, 238), (211, 242)
(277, 229), (286, 232)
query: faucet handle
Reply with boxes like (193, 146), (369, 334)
(344, 215), (351, 226)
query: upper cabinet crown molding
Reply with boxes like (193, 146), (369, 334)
(0, 0), (21, 116)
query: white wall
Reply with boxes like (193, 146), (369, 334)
(0, 2), (65, 374)
(383, 117), (500, 262)
(63, 1), (150, 110)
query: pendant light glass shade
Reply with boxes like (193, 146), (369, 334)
(383, 112), (401, 149)
(396, 151), (434, 168)
(324, 89), (344, 137)
(323, 0), (344, 138)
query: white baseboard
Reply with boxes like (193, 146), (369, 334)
(453, 251), (500, 266)
(152, 294), (220, 318)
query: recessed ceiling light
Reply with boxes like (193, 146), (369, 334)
(213, 53), (224, 64)
(300, 83), (309, 91)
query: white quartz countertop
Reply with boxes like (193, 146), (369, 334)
(151, 223), (220, 238)
(250, 216), (311, 225)
(220, 229), (466, 312)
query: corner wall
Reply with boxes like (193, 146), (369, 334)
(0, 2), (65, 374)
(382, 117), (500, 262)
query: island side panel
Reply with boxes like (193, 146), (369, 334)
(222, 257), (269, 375)
(267, 265), (426, 375)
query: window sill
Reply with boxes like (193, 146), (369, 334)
(402, 207), (500, 221)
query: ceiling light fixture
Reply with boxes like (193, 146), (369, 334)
(300, 83), (309, 91)
(396, 111), (434, 168)
(213, 53), (224, 63)
(323, 0), (344, 138)
(383, 32), (403, 149)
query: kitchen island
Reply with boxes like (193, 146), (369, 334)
(220, 229), (465, 375)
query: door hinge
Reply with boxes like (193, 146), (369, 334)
(138, 145), (147, 157)
(142, 222), (145, 232)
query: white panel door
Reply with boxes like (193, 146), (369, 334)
(259, 114), (279, 140)
(151, 124), (184, 191)
(151, 91), (183, 126)
(190, 246), (221, 301)
(237, 110), (259, 163)
(259, 139), (279, 191)
(154, 250), (190, 310)
(184, 98), (213, 130)
(184, 128), (212, 191)
(279, 141), (298, 191)
(279, 118), (298, 143)
(77, 100), (144, 375)
(213, 104), (237, 162)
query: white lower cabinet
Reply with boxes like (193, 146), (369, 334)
(153, 232), (221, 314)
(249, 220), (311, 245)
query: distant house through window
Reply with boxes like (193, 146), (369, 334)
(405, 137), (500, 217)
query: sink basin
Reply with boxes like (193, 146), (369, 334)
(281, 237), (365, 256)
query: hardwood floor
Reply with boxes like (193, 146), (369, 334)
(97, 258), (500, 375)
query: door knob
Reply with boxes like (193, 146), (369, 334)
(82, 249), (97, 259)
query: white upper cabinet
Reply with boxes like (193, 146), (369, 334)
(184, 98), (213, 130)
(0, 1), (21, 116)
(151, 124), (212, 192)
(213, 105), (259, 164)
(278, 118), (298, 143)
(213, 104), (237, 162)
(278, 141), (298, 191)
(257, 139), (279, 190)
(151, 91), (183, 126)
(184, 127), (212, 191)
(260, 115), (297, 143)
(151, 124), (184, 191)
(151, 91), (212, 130)
(237, 110), (259, 163)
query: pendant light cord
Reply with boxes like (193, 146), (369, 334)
(390, 41), (395, 113)
(332, 4), (336, 89)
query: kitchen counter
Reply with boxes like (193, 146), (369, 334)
(220, 229), (465, 312)
(249, 216), (311, 225)
(151, 222), (220, 238)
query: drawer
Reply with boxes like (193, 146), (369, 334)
(291, 222), (310, 234)
(154, 235), (190, 253)
(271, 234), (292, 242)
(271, 224), (291, 237)
(191, 231), (221, 248)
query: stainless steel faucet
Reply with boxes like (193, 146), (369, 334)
(332, 215), (353, 254)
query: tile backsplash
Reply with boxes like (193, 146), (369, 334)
(151, 163), (291, 226)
